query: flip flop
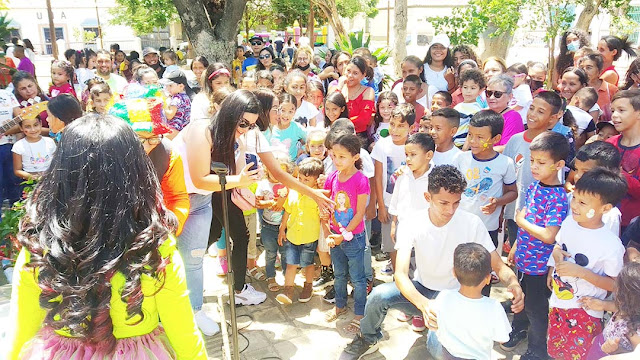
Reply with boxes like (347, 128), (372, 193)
(345, 318), (361, 334)
(247, 267), (266, 281)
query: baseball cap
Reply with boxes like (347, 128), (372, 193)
(159, 68), (189, 87)
(431, 34), (451, 49)
(142, 47), (158, 57)
(249, 36), (263, 44)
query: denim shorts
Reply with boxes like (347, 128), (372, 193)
(285, 240), (318, 267)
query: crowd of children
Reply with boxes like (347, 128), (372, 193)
(3, 30), (640, 360)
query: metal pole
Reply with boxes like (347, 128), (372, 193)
(211, 162), (240, 360)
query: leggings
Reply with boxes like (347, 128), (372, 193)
(208, 191), (250, 292)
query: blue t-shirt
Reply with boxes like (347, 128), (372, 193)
(265, 122), (307, 161)
(242, 57), (259, 73)
(515, 181), (569, 275)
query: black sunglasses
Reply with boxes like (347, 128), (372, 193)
(250, 41), (263, 46)
(238, 118), (257, 130)
(486, 90), (505, 99)
(259, 54), (271, 59)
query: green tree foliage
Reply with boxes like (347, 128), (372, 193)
(0, 13), (12, 42)
(337, 0), (379, 18)
(271, 0), (310, 27)
(110, 0), (177, 35)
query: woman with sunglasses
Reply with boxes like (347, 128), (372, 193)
(173, 90), (333, 333)
(486, 74), (524, 152)
(256, 47), (275, 71)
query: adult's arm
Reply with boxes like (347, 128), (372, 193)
(395, 246), (435, 328)
(491, 251), (524, 313)
(161, 152), (190, 236)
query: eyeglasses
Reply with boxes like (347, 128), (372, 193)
(259, 54), (271, 59)
(238, 118), (257, 130)
(486, 90), (505, 99)
(139, 134), (163, 145)
(250, 41), (263, 46)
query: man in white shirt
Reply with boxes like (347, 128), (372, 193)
(95, 49), (127, 95)
(0, 89), (21, 219)
(340, 165), (524, 360)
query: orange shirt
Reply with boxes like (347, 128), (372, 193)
(596, 80), (618, 122)
(161, 150), (190, 235)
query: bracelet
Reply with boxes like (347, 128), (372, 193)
(340, 228), (354, 241)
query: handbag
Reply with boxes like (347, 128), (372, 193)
(231, 187), (256, 211)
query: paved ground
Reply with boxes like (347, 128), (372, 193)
(0, 241), (529, 360)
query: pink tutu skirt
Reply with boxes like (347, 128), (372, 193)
(17, 327), (177, 360)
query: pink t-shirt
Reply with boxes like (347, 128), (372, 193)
(324, 170), (370, 235)
(497, 109), (525, 146)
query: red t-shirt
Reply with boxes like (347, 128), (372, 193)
(607, 135), (640, 226)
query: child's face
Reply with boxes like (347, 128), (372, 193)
(236, 48), (244, 58)
(141, 72), (159, 85)
(526, 98), (557, 131)
(431, 94), (449, 110)
(257, 78), (273, 89)
(611, 98), (640, 134)
(467, 125), (497, 155)
(93, 93), (111, 114)
(20, 118), (42, 139)
(405, 142), (433, 172)
(429, 44), (448, 63)
(324, 101), (344, 123)
(51, 67), (69, 86)
(166, 82), (184, 96)
(389, 115), (411, 145)
(192, 60), (206, 80)
(419, 117), (432, 133)
(530, 150), (563, 182)
(308, 89), (323, 108)
(308, 137), (326, 159)
(401, 61), (422, 80)
(461, 80), (482, 103)
(402, 81), (420, 103)
(115, 52), (125, 62)
(378, 99), (396, 121)
(571, 190), (609, 225)
(287, 76), (306, 102)
(87, 56), (97, 69)
(299, 173), (319, 189)
(508, 71), (526, 88)
(279, 102), (296, 125)
(429, 116), (456, 146)
(163, 55), (175, 66)
(579, 58), (600, 83)
(559, 72), (583, 100)
(573, 158), (600, 183)
(597, 124), (618, 141)
(241, 77), (257, 91)
(211, 75), (230, 92)
(331, 144), (359, 172)
(345, 63), (365, 87)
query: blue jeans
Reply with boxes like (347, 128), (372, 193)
(364, 220), (373, 282)
(0, 143), (21, 220)
(177, 193), (212, 311)
(261, 220), (287, 279)
(285, 240), (317, 267)
(331, 231), (367, 315)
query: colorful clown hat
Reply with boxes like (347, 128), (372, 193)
(109, 84), (171, 135)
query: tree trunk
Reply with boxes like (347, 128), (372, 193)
(244, 7), (250, 40)
(173, 0), (246, 67)
(311, 0), (347, 40)
(46, 0), (58, 58)
(307, 5), (315, 48)
(479, 22), (514, 60)
(393, 0), (407, 78)
(575, 0), (602, 32)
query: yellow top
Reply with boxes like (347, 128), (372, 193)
(283, 189), (320, 245)
(7, 235), (207, 360)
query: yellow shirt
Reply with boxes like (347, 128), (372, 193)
(7, 235), (207, 360)
(283, 189), (320, 245)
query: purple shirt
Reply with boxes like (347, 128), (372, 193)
(497, 109), (524, 146)
(17, 57), (35, 76)
(515, 181), (569, 275)
(168, 93), (191, 131)
(324, 170), (370, 235)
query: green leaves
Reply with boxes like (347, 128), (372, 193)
(0, 180), (36, 266)
(109, 0), (178, 35)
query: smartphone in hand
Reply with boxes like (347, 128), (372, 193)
(245, 153), (258, 171)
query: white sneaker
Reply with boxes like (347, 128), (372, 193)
(234, 284), (267, 305)
(194, 309), (220, 336)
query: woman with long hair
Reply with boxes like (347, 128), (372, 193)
(553, 29), (590, 86)
(7, 114), (207, 359)
(12, 71), (49, 131)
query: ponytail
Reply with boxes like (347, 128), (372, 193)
(601, 35), (637, 61)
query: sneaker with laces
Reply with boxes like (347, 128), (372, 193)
(500, 329), (527, 351)
(396, 312), (412, 322)
(340, 334), (380, 359)
(411, 315), (426, 332)
(194, 310), (220, 336)
(323, 285), (336, 304)
(234, 284), (267, 305)
(381, 261), (393, 275)
(276, 285), (295, 305)
(216, 256), (228, 276)
(313, 266), (334, 289)
(298, 282), (313, 303)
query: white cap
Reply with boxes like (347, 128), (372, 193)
(431, 34), (451, 48)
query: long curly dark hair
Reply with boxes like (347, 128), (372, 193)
(614, 262), (640, 334)
(621, 58), (640, 90)
(556, 29), (590, 78)
(18, 113), (176, 354)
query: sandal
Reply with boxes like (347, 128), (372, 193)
(267, 277), (280, 292)
(247, 267), (266, 281)
(324, 307), (347, 322)
(345, 318), (361, 334)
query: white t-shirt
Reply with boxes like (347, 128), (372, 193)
(388, 164), (432, 221)
(371, 137), (407, 206)
(454, 152), (517, 231)
(11, 137), (57, 173)
(0, 90), (19, 145)
(293, 100), (320, 129)
(103, 73), (128, 95)
(190, 93), (212, 120)
(432, 146), (461, 166)
(509, 84), (533, 124)
(392, 81), (437, 110)
(567, 105), (596, 136)
(434, 290), (511, 360)
(370, 122), (390, 145)
(424, 65), (450, 92)
(395, 208), (496, 290)
(256, 179), (285, 225)
(548, 216), (625, 318)
(566, 192), (622, 236)
(74, 68), (97, 96)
